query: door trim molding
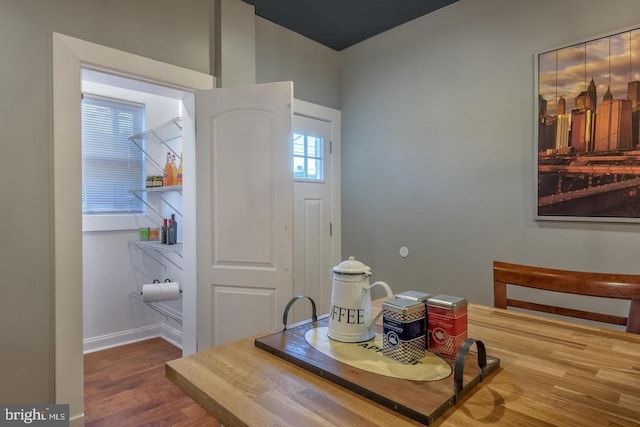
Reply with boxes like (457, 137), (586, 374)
(293, 99), (342, 268)
(52, 32), (213, 425)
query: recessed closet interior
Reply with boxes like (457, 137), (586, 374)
(81, 68), (187, 353)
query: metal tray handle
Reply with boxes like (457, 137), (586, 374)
(282, 295), (318, 330)
(453, 338), (488, 403)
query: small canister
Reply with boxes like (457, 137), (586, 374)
(139, 227), (150, 241)
(395, 291), (431, 349)
(395, 291), (431, 304)
(382, 298), (426, 363)
(427, 295), (468, 357)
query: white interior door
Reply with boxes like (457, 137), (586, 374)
(196, 81), (294, 349)
(292, 114), (334, 323)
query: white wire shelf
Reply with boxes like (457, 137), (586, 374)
(129, 240), (182, 255)
(132, 185), (182, 193)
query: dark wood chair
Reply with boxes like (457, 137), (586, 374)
(493, 261), (640, 333)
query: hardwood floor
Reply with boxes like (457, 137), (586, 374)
(84, 338), (221, 427)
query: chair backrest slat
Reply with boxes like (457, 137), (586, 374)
(493, 261), (640, 334)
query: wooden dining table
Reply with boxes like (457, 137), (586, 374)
(166, 300), (640, 426)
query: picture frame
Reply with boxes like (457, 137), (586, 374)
(535, 25), (640, 222)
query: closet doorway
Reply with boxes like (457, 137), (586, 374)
(53, 33), (341, 426)
(81, 69), (190, 354)
(53, 32), (211, 425)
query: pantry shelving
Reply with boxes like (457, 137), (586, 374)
(130, 185), (183, 220)
(128, 117), (182, 172)
(134, 185), (183, 193)
(127, 116), (184, 325)
(129, 240), (183, 255)
(127, 241), (182, 272)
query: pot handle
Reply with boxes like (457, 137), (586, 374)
(365, 281), (393, 327)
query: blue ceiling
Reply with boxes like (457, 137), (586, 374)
(242, 0), (459, 51)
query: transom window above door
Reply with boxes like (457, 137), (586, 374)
(293, 132), (324, 181)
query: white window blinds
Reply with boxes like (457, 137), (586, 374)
(81, 94), (145, 214)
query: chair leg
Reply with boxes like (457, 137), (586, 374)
(494, 280), (507, 309)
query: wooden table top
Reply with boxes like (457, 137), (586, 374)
(166, 302), (640, 426)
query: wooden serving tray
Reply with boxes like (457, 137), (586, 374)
(255, 317), (500, 426)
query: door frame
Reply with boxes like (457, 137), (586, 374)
(52, 32), (213, 426)
(293, 99), (342, 278)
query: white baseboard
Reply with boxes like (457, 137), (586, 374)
(161, 323), (183, 348)
(83, 323), (182, 354)
(69, 412), (84, 427)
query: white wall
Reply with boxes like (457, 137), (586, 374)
(81, 80), (183, 352)
(340, 0), (640, 323)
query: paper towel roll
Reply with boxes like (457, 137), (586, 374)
(141, 282), (181, 302)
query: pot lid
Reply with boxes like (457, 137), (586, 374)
(333, 256), (371, 274)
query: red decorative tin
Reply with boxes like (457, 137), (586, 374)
(427, 295), (468, 357)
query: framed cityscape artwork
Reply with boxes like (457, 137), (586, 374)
(535, 25), (640, 222)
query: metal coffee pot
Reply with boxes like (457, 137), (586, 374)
(327, 256), (393, 342)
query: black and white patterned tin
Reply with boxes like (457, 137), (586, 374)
(395, 291), (431, 349)
(382, 298), (426, 364)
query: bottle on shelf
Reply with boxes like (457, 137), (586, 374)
(176, 152), (183, 186)
(171, 213), (178, 244)
(171, 154), (178, 186)
(161, 219), (168, 244)
(163, 152), (173, 187)
(167, 219), (175, 245)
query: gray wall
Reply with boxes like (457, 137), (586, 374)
(8, 0), (638, 408)
(256, 16), (342, 109)
(340, 0), (640, 309)
(0, 0), (210, 404)
(0, 0), (342, 405)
